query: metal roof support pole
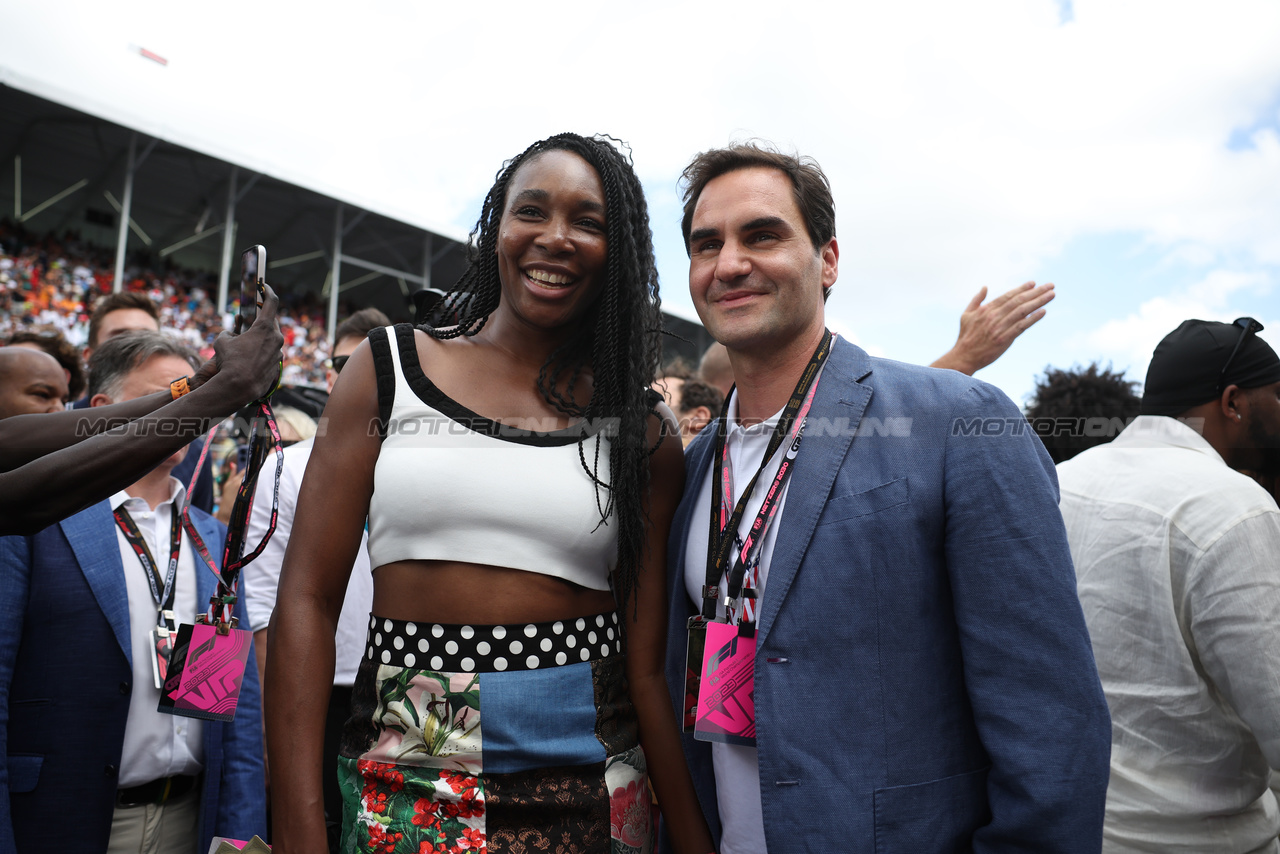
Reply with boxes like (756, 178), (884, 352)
(112, 133), (137, 292)
(328, 203), (344, 343)
(422, 233), (433, 291)
(216, 166), (239, 313)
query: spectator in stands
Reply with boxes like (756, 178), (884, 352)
(1025, 362), (1142, 464)
(243, 307), (386, 852)
(0, 284), (283, 536)
(0, 331), (266, 854)
(0, 346), (69, 419)
(6, 328), (86, 400)
(1059, 318), (1280, 852)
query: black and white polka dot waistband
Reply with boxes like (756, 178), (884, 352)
(365, 611), (622, 673)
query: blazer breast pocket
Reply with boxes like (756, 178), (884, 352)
(818, 477), (909, 526)
(8, 755), (44, 793)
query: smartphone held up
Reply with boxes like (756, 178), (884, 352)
(239, 245), (266, 330)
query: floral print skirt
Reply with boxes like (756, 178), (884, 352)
(338, 612), (655, 854)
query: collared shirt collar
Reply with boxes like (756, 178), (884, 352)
(724, 389), (786, 440)
(1112, 414), (1225, 465)
(109, 476), (188, 513)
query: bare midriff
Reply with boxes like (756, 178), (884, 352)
(371, 560), (617, 626)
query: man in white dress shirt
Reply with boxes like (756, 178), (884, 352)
(1058, 317), (1280, 853)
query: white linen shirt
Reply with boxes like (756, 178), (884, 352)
(684, 393), (790, 854)
(242, 437), (374, 686)
(110, 478), (204, 788)
(1058, 415), (1280, 854)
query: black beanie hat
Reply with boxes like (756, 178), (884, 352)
(1141, 318), (1280, 416)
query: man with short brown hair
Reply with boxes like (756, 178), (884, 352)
(663, 142), (1109, 853)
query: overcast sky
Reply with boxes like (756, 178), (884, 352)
(2, 0), (1278, 405)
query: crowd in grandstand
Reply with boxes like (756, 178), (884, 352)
(0, 219), (337, 388)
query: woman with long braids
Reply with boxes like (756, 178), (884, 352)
(266, 134), (715, 854)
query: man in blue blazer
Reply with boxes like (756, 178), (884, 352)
(0, 332), (265, 853)
(663, 144), (1111, 852)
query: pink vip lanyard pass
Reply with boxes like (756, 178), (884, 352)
(705, 330), (833, 629)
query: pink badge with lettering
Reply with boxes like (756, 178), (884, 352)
(694, 620), (756, 746)
(158, 622), (252, 722)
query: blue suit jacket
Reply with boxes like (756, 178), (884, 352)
(0, 502), (266, 854)
(664, 339), (1110, 852)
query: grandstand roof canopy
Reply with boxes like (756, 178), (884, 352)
(0, 79), (470, 325)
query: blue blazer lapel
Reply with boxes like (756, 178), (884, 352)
(674, 429), (718, 583)
(60, 503), (132, 667)
(756, 338), (874, 647)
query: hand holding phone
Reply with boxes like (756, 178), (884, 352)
(239, 245), (267, 331)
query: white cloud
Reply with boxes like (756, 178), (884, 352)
(1082, 269), (1277, 370)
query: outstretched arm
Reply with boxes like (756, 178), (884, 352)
(931, 281), (1054, 375)
(626, 405), (716, 854)
(0, 285), (284, 535)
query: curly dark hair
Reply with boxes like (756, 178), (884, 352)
(426, 133), (663, 616)
(1025, 362), (1142, 464)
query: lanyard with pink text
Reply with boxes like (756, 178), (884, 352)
(701, 329), (833, 628)
(114, 503), (182, 689)
(183, 400), (284, 629)
(686, 330), (832, 744)
(718, 371), (823, 627)
(159, 400), (282, 723)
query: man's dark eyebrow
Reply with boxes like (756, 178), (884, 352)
(688, 227), (719, 245)
(743, 216), (789, 232)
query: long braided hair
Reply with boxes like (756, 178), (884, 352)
(427, 133), (663, 616)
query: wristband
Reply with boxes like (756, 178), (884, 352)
(169, 376), (192, 400)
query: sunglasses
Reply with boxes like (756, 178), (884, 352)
(327, 354), (350, 374)
(1217, 316), (1264, 395)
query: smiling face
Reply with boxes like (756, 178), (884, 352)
(494, 149), (609, 334)
(687, 166), (837, 360)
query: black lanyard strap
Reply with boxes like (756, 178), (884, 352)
(702, 330), (833, 619)
(114, 503), (181, 624)
(183, 399), (284, 630)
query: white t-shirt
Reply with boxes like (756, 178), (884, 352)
(242, 438), (374, 686)
(684, 394), (791, 854)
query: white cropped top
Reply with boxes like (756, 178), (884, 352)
(366, 325), (617, 591)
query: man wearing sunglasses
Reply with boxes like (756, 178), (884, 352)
(1058, 317), (1280, 853)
